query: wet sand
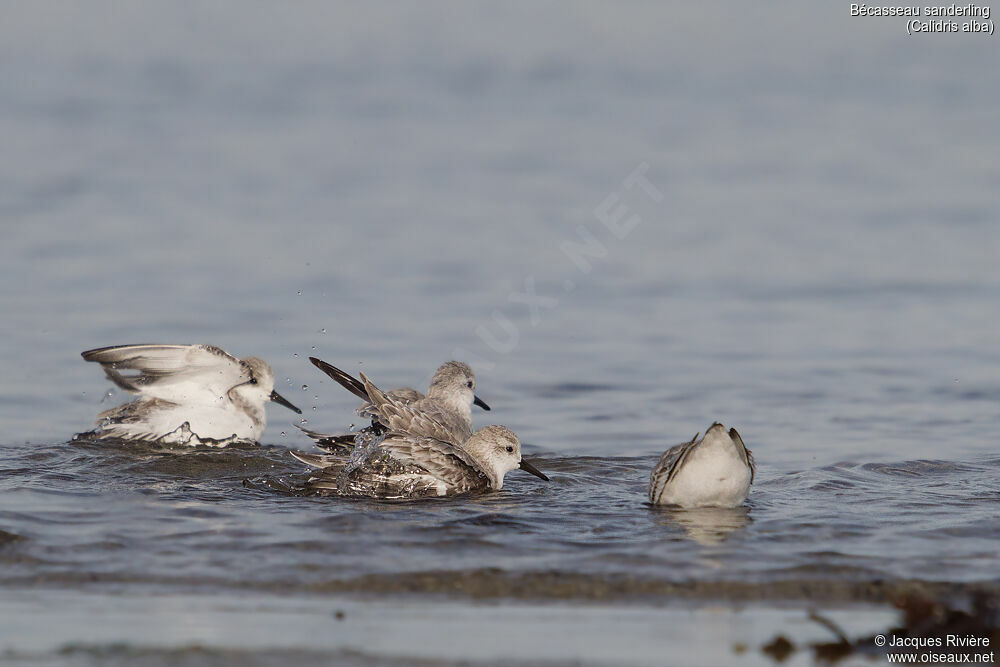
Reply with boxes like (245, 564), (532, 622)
(1, 588), (897, 667)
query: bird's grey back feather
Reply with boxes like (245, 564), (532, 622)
(359, 372), (469, 444)
(302, 432), (489, 499)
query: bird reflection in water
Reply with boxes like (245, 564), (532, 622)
(651, 505), (751, 546)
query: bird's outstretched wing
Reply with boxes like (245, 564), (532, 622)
(309, 357), (368, 402)
(294, 423), (359, 453)
(82, 344), (251, 404)
(290, 450), (345, 469)
(309, 357), (425, 418)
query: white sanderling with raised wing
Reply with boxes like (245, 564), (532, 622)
(76, 343), (301, 446)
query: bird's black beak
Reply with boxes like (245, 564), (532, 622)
(519, 459), (549, 481)
(473, 395), (491, 411)
(270, 390), (302, 414)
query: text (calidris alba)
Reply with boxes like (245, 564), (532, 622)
(76, 344), (301, 446)
(649, 422), (754, 508)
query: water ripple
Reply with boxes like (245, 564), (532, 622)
(2, 441), (1000, 600)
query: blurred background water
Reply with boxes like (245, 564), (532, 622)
(1, 2), (998, 664)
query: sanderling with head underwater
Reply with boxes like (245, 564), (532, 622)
(75, 344), (301, 446)
(649, 422), (755, 508)
(290, 371), (547, 499)
(301, 357), (490, 452)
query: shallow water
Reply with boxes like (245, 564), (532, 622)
(1, 1), (999, 664)
(3, 439), (1000, 598)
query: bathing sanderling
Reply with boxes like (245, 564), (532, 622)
(76, 344), (300, 446)
(291, 372), (546, 499)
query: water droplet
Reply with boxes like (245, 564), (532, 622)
(311, 346), (316, 350)
(311, 406), (317, 411)
(319, 328), (327, 334)
(292, 353), (299, 358)
(296, 290), (302, 296)
(301, 384), (308, 391)
(299, 418), (308, 425)
(280, 431), (286, 437)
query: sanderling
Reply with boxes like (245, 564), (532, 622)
(302, 357), (489, 452)
(75, 344), (301, 446)
(648, 422), (755, 508)
(291, 372), (547, 499)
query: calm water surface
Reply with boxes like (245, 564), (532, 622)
(1, 2), (998, 664)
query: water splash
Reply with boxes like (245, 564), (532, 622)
(342, 429), (386, 477)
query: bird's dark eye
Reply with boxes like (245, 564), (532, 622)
(249, 378), (258, 385)
(466, 381), (473, 389)
(505, 446), (514, 453)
